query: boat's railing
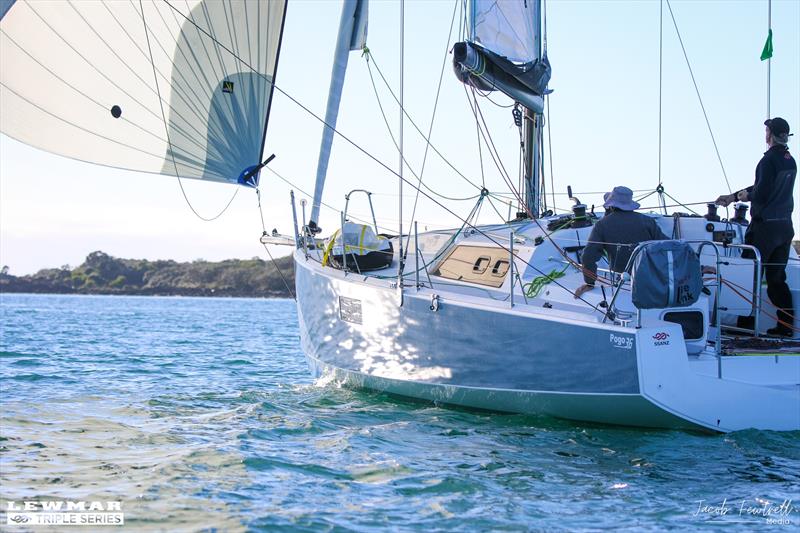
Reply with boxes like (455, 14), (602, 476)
(710, 244), (762, 338)
(343, 189), (379, 235)
(606, 240), (726, 377)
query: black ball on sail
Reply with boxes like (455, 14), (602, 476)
(110, 105), (122, 118)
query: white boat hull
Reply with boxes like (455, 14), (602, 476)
(295, 250), (800, 433)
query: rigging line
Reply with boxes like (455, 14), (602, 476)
(0, 81), (172, 163)
(263, 166), (396, 234)
(490, 3), (530, 52)
(148, 2), (238, 140)
(546, 95), (556, 211)
(539, 126), (547, 212)
(139, 0), (238, 222)
(69, 0), (211, 129)
(0, 31), (168, 147)
(25, 1), (207, 154)
(661, 190), (702, 216)
(124, 1), (232, 152)
(364, 61), (477, 202)
(100, 1), (213, 121)
(359, 50), (486, 193)
(176, 0), (239, 126)
(161, 2), (228, 109)
(256, 188), (295, 300)
(543, 0), (548, 53)
(517, 111), (524, 209)
(485, 193), (510, 222)
(658, 0), (663, 189)
(103, 3), (224, 144)
(471, 88), (517, 189)
(261, 242), (295, 300)
(634, 189), (658, 202)
(465, 86), (512, 191)
(197, 0), (243, 127)
(160, 1), (604, 312)
(638, 200), (710, 210)
(222, 1), (241, 68)
(405, 0), (459, 257)
(466, 86), (522, 204)
(73, 1), (218, 156)
(243, 0), (253, 70)
(224, 0), (254, 127)
(470, 85), (516, 108)
(665, 0), (732, 193)
(476, 112), (487, 186)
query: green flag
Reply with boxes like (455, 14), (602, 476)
(760, 29), (773, 61)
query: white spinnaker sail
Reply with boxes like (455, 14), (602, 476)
(470, 0), (538, 63)
(0, 0), (286, 186)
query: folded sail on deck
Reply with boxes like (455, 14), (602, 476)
(0, 0), (286, 187)
(453, 0), (549, 112)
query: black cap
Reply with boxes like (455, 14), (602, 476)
(764, 117), (791, 136)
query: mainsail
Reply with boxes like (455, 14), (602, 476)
(453, 0), (550, 113)
(0, 0), (286, 187)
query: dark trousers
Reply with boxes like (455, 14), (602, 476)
(743, 220), (795, 328)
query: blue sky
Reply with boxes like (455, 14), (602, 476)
(2, 0), (798, 274)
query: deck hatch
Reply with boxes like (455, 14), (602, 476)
(433, 245), (510, 288)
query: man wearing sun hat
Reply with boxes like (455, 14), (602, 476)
(574, 186), (668, 298)
(716, 117), (796, 337)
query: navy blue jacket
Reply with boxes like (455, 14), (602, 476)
(582, 210), (669, 285)
(744, 145), (796, 222)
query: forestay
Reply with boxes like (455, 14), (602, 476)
(0, 0), (286, 187)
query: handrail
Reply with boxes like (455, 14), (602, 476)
(604, 240), (725, 377)
(339, 211), (349, 274)
(344, 189), (379, 235)
(695, 241), (723, 377)
(720, 244), (762, 337)
(414, 221), (420, 291)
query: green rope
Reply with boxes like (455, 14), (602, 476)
(522, 264), (569, 298)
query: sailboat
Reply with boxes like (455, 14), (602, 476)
(1, 0), (797, 433)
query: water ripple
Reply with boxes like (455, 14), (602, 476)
(1, 294), (798, 531)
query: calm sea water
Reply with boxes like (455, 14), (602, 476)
(1, 294), (798, 531)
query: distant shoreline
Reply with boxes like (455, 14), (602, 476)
(0, 292), (295, 300)
(3, 242), (798, 298)
(0, 251), (295, 298)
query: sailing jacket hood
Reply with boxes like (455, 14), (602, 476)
(745, 145), (796, 222)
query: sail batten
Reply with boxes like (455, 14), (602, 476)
(0, 0), (286, 187)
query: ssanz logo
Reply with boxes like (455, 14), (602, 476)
(653, 332), (670, 346)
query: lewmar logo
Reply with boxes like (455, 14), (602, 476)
(653, 332), (670, 346)
(609, 333), (634, 350)
(5, 500), (123, 527)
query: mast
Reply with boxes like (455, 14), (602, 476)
(524, 0), (544, 218)
(452, 0), (550, 216)
(308, 0), (368, 232)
